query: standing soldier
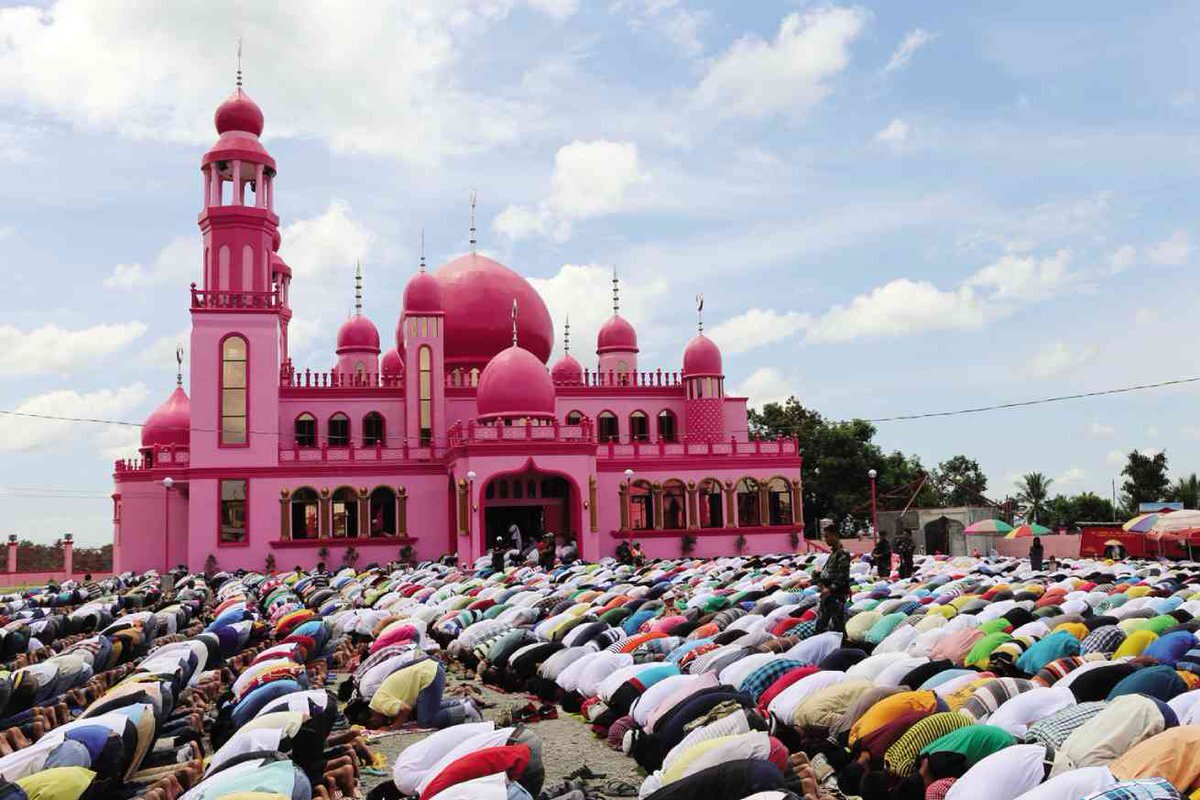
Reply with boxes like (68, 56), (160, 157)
(895, 529), (915, 579)
(815, 525), (851, 634)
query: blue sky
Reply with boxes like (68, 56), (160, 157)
(1, 0), (1199, 543)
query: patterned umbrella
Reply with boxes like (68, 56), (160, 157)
(1123, 512), (1163, 533)
(1005, 523), (1052, 539)
(964, 519), (1013, 534)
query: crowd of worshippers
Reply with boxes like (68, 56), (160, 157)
(490, 526), (580, 573)
(350, 540), (1200, 800)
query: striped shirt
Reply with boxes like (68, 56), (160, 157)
(883, 712), (973, 776)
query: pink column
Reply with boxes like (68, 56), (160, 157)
(232, 160), (242, 204)
(63, 533), (74, 576)
(255, 165), (265, 208)
(6, 535), (15, 574)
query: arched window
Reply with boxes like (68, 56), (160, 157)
(294, 413), (316, 448)
(419, 346), (433, 446)
(629, 480), (654, 530)
(699, 478), (724, 528)
(369, 486), (397, 537)
(328, 413), (350, 446)
(362, 412), (385, 446)
(291, 487), (319, 539)
(220, 335), (247, 445)
(355, 360), (366, 380)
(597, 411), (619, 442)
(736, 478), (761, 527)
(566, 410), (584, 425)
(629, 411), (650, 442)
(331, 487), (359, 537)
(767, 477), (793, 526)
(657, 409), (677, 442)
(663, 480), (686, 529)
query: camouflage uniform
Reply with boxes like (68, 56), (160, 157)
(816, 546), (851, 634)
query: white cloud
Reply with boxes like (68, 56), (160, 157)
(104, 236), (197, 288)
(708, 308), (809, 354)
(494, 140), (648, 241)
(1023, 340), (1097, 379)
(884, 28), (936, 73)
(1147, 229), (1188, 266)
(805, 279), (985, 344)
(279, 200), (375, 357)
(1110, 244), (1137, 274)
(965, 249), (1072, 302)
(528, 263), (668, 361)
(1106, 449), (1127, 467)
(613, 0), (707, 56)
(0, 322), (146, 376)
(0, 0), (572, 164)
(730, 367), (796, 408)
(1087, 422), (1115, 439)
(873, 118), (909, 148)
(1146, 425), (1161, 438)
(136, 329), (189, 371)
(0, 384), (147, 452)
(1183, 425), (1200, 440)
(692, 7), (866, 119)
(1056, 467), (1086, 489)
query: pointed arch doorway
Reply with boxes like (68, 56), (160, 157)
(479, 462), (581, 553)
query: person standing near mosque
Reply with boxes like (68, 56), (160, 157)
(895, 530), (915, 579)
(816, 525), (851, 634)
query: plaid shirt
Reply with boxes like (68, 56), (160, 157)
(1025, 700), (1106, 748)
(1082, 778), (1182, 800)
(926, 777), (956, 800)
(740, 658), (806, 702)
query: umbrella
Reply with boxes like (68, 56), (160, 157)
(1103, 539), (1124, 547)
(1143, 508), (1200, 533)
(1123, 512), (1164, 532)
(964, 519), (1013, 535)
(1006, 523), (1052, 539)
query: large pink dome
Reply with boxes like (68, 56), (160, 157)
(476, 345), (556, 420)
(432, 254), (553, 368)
(597, 315), (638, 354)
(550, 353), (583, 384)
(215, 88), (265, 136)
(336, 315), (380, 353)
(142, 387), (190, 449)
(381, 348), (404, 376)
(682, 334), (723, 377)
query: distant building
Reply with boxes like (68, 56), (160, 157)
(876, 506), (1003, 556)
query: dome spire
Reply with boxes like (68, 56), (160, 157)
(469, 190), (477, 255)
(175, 344), (184, 387)
(236, 37), (243, 89)
(696, 293), (704, 333)
(511, 298), (519, 347)
(419, 227), (426, 273)
(563, 315), (571, 356)
(354, 261), (363, 315)
(612, 267), (620, 316)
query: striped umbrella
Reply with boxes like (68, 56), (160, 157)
(964, 519), (1013, 534)
(1123, 512), (1164, 533)
(1006, 523), (1052, 539)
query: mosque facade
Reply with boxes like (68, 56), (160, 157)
(111, 83), (802, 574)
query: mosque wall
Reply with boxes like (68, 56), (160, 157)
(276, 396), (406, 449)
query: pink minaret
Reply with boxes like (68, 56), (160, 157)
(400, 240), (446, 450)
(335, 264), (381, 379)
(190, 62), (281, 462)
(682, 295), (725, 442)
(596, 269), (639, 378)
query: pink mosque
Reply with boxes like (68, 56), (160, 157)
(111, 82), (803, 574)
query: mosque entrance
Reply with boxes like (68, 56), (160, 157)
(481, 471), (575, 552)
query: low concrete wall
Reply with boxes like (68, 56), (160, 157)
(994, 534), (1081, 559)
(0, 570), (113, 589)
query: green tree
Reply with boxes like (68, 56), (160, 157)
(1045, 492), (1117, 528)
(1171, 473), (1200, 509)
(934, 455), (989, 506)
(1121, 450), (1170, 513)
(1014, 472), (1053, 523)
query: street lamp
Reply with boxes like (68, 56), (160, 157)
(162, 477), (174, 571)
(624, 469), (635, 544)
(867, 469), (878, 539)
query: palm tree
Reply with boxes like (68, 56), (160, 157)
(1014, 472), (1053, 523)
(1173, 473), (1200, 509)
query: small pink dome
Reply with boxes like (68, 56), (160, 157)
(336, 315), (380, 353)
(597, 315), (638, 354)
(215, 88), (264, 136)
(550, 353), (583, 384)
(381, 348), (405, 376)
(270, 252), (291, 277)
(403, 272), (444, 315)
(272, 228), (282, 252)
(682, 334), (723, 377)
(142, 387), (190, 449)
(476, 345), (556, 420)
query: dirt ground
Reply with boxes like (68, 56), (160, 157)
(352, 670), (644, 798)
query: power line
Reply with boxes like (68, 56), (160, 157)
(866, 375), (1200, 422)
